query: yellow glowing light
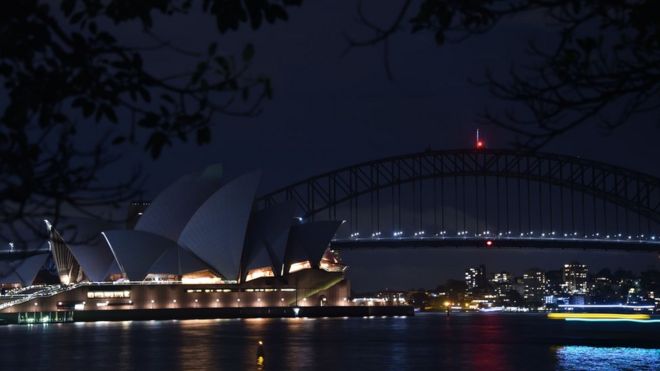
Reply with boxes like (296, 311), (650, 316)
(245, 267), (275, 281)
(443, 301), (450, 307)
(288, 261), (312, 273)
(181, 276), (224, 284)
(547, 313), (650, 320)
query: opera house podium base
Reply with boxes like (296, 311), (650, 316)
(0, 271), (414, 325)
(0, 305), (414, 325)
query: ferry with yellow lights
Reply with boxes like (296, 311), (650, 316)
(547, 304), (659, 323)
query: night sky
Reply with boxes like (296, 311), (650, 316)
(98, 2), (659, 291)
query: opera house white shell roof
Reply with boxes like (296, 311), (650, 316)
(30, 166), (342, 285)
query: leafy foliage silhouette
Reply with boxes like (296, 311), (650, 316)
(0, 0), (302, 246)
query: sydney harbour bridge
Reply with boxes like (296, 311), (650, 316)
(256, 148), (660, 252)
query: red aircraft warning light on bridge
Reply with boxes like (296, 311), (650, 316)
(475, 129), (485, 149)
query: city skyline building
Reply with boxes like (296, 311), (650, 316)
(126, 201), (151, 229)
(523, 269), (547, 305)
(465, 265), (487, 296)
(563, 262), (589, 295)
(490, 271), (513, 301)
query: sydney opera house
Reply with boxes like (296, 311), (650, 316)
(0, 167), (357, 322)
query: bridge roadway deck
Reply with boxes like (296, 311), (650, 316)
(330, 237), (660, 252)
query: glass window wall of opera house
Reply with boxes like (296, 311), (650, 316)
(0, 167), (351, 314)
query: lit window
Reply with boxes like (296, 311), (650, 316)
(87, 290), (130, 299)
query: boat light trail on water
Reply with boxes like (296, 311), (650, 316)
(557, 304), (655, 310)
(547, 313), (650, 320)
(564, 318), (660, 323)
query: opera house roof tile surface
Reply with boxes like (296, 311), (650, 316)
(103, 230), (211, 281)
(135, 170), (223, 242)
(241, 201), (297, 279)
(178, 171), (262, 280)
(0, 251), (49, 286)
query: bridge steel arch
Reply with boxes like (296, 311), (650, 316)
(256, 149), (660, 228)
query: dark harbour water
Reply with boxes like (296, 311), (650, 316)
(0, 313), (658, 371)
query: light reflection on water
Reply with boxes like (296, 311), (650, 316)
(556, 346), (660, 371)
(0, 314), (658, 370)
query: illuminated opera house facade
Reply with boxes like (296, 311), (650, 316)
(0, 167), (351, 317)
